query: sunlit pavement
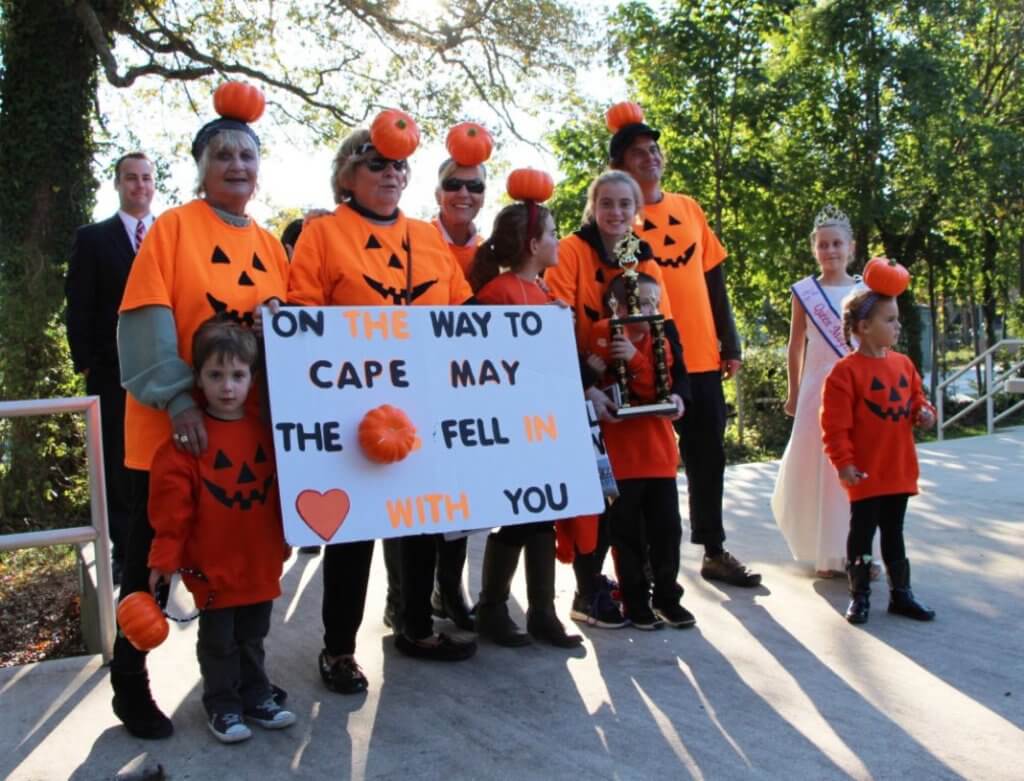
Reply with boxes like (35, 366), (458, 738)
(2, 429), (1021, 780)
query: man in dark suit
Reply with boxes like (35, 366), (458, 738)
(65, 153), (155, 581)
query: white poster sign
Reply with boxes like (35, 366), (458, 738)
(263, 305), (604, 545)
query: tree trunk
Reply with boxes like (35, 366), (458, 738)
(0, 0), (105, 528)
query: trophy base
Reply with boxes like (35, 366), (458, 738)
(614, 401), (678, 419)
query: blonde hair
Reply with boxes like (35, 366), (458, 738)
(582, 170), (643, 226)
(194, 130), (259, 197)
(330, 129), (372, 204)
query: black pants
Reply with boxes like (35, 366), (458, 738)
(607, 478), (683, 612)
(321, 540), (374, 656)
(198, 601), (273, 717)
(110, 468), (154, 674)
(848, 494), (909, 565)
(673, 370), (727, 545)
(492, 520), (552, 547)
(400, 533), (442, 640)
(87, 368), (131, 562)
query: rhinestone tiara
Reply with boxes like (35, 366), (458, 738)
(813, 204), (851, 232)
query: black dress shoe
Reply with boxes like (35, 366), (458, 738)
(318, 650), (369, 694)
(394, 633), (476, 661)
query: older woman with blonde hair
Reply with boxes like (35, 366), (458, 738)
(289, 124), (476, 693)
(112, 108), (290, 739)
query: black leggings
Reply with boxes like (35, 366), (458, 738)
(110, 469), (154, 674)
(847, 494), (908, 565)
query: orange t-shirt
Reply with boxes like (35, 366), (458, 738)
(119, 200), (289, 470)
(545, 232), (673, 350)
(432, 217), (483, 277)
(289, 205), (471, 307)
(821, 351), (933, 502)
(586, 320), (678, 480)
(148, 414), (285, 610)
(637, 193), (726, 373)
(475, 272), (554, 306)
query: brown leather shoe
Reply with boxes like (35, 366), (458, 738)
(700, 551), (762, 588)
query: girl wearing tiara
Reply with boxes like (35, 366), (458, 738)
(771, 206), (878, 578)
(821, 260), (936, 624)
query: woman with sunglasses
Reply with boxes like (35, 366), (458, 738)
(424, 158), (487, 632)
(288, 124), (476, 693)
(432, 159), (487, 276)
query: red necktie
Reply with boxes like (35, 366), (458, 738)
(135, 219), (146, 252)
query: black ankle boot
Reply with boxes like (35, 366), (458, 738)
(886, 559), (935, 621)
(845, 560), (872, 625)
(524, 529), (582, 648)
(431, 537), (475, 631)
(476, 537), (531, 646)
(111, 668), (173, 739)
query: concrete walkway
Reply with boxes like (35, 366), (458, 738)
(2, 430), (1022, 780)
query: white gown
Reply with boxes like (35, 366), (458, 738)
(771, 280), (867, 573)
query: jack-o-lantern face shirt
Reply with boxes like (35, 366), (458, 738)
(119, 200), (289, 469)
(288, 205), (472, 308)
(147, 414), (286, 610)
(637, 193), (726, 373)
(820, 350), (934, 501)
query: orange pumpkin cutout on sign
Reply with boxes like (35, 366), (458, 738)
(358, 404), (419, 463)
(117, 591), (169, 652)
(370, 109), (420, 160)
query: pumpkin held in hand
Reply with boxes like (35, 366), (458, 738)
(605, 101), (645, 132)
(506, 168), (554, 203)
(370, 109), (420, 160)
(446, 122), (493, 166)
(213, 81), (266, 123)
(117, 591), (169, 652)
(358, 404), (419, 464)
(864, 256), (910, 297)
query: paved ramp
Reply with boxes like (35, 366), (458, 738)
(2, 430), (1021, 780)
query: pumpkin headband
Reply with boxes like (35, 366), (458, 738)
(505, 168), (554, 242)
(192, 81), (266, 162)
(606, 101), (660, 163)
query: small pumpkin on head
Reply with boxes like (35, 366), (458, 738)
(605, 100), (661, 165)
(446, 121), (494, 166)
(369, 108), (421, 160)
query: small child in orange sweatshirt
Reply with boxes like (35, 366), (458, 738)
(584, 273), (692, 630)
(821, 276), (936, 625)
(147, 316), (294, 743)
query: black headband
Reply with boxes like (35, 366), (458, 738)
(192, 118), (260, 162)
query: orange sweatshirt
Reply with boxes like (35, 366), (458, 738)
(821, 351), (934, 501)
(586, 320), (678, 480)
(147, 414), (286, 610)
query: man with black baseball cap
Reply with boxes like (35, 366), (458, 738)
(609, 113), (761, 588)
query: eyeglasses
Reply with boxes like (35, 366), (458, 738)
(364, 157), (408, 173)
(441, 177), (485, 194)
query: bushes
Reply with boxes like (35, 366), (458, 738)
(724, 345), (793, 463)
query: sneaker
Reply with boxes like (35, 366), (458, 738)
(654, 602), (697, 629)
(570, 589), (628, 629)
(626, 604), (664, 630)
(319, 650), (369, 694)
(701, 551), (762, 588)
(208, 712), (252, 744)
(244, 697), (296, 730)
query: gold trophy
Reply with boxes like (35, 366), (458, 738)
(607, 234), (676, 418)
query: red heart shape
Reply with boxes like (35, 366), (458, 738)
(295, 489), (351, 542)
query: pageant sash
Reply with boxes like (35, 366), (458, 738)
(792, 276), (849, 358)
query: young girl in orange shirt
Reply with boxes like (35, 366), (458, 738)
(821, 266), (937, 625)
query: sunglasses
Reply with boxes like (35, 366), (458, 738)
(364, 157), (408, 173)
(441, 177), (485, 194)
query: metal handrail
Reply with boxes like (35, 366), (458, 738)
(936, 339), (1024, 441)
(0, 396), (115, 661)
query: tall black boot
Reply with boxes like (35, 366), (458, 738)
(110, 651), (173, 739)
(845, 559), (872, 625)
(524, 528), (582, 648)
(476, 536), (531, 646)
(886, 559), (936, 621)
(431, 536), (474, 631)
(382, 538), (403, 633)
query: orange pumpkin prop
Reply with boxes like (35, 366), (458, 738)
(213, 81), (266, 123)
(358, 404), (419, 463)
(506, 168), (554, 203)
(864, 256), (910, 297)
(605, 100), (645, 132)
(370, 109), (420, 160)
(117, 591), (169, 652)
(446, 122), (493, 166)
